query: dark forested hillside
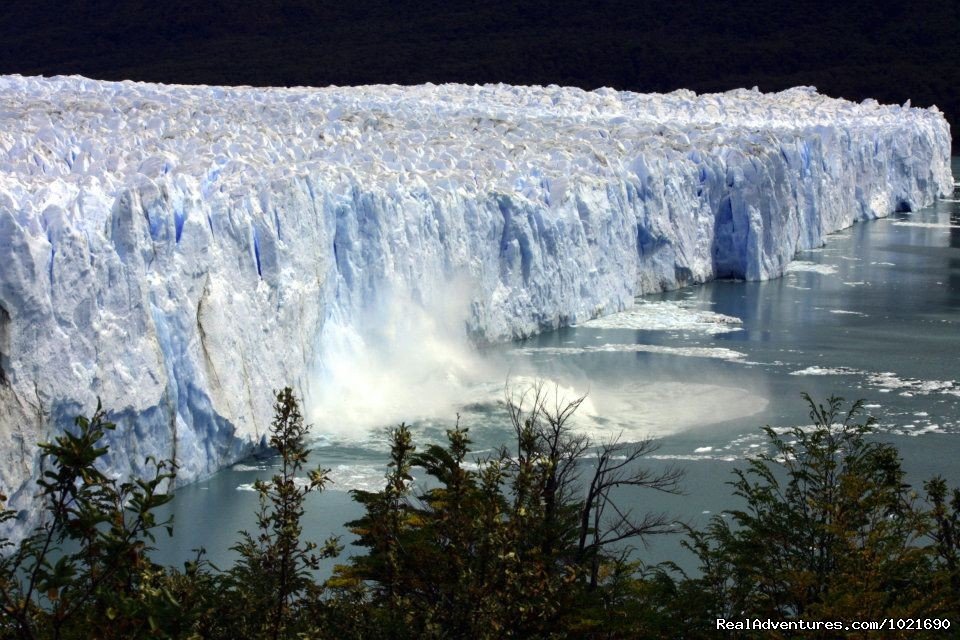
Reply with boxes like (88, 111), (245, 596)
(1, 0), (957, 148)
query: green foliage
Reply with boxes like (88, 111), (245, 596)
(329, 422), (419, 636)
(683, 394), (945, 636)
(922, 476), (960, 619)
(0, 401), (178, 639)
(372, 422), (578, 637)
(332, 384), (682, 639)
(224, 387), (341, 639)
(2, 390), (959, 639)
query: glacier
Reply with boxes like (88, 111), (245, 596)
(0, 75), (952, 524)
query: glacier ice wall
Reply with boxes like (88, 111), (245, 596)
(0, 76), (952, 521)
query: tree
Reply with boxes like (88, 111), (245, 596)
(577, 436), (683, 589)
(334, 382), (684, 639)
(503, 384), (684, 590)
(226, 387), (340, 640)
(685, 394), (937, 635)
(921, 476), (960, 620)
(0, 401), (178, 639)
(331, 422), (418, 637)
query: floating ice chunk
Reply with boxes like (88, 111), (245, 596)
(790, 366), (863, 376)
(892, 221), (960, 229)
(791, 367), (957, 397)
(325, 464), (388, 492)
(231, 463), (268, 472)
(515, 342), (747, 361)
(865, 372), (956, 394)
(785, 261), (838, 275)
(829, 309), (867, 315)
(649, 454), (736, 461)
(578, 300), (742, 334)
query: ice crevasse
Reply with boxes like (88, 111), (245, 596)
(0, 75), (952, 522)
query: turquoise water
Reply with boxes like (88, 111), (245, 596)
(154, 160), (960, 573)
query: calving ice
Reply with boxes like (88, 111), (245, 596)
(0, 75), (952, 527)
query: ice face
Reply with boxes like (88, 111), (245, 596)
(0, 76), (951, 526)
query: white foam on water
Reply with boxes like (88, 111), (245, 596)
(688, 410), (958, 462)
(865, 372), (957, 395)
(914, 425), (944, 435)
(785, 261), (838, 275)
(790, 366), (863, 376)
(231, 463), (268, 472)
(392, 375), (608, 446)
(513, 342), (747, 361)
(325, 464), (387, 493)
(791, 366), (958, 398)
(236, 473), (351, 493)
(585, 381), (770, 440)
(648, 454), (738, 462)
(829, 309), (867, 316)
(892, 221), (960, 229)
(576, 300), (742, 334)
(889, 424), (945, 436)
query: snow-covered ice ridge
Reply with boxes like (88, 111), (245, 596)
(0, 75), (951, 517)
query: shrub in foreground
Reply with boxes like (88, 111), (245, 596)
(1, 390), (959, 639)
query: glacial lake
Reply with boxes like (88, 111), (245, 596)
(154, 159), (960, 574)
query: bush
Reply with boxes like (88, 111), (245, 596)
(332, 383), (683, 639)
(2, 390), (958, 638)
(683, 394), (952, 636)
(0, 402), (178, 638)
(222, 387), (341, 638)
